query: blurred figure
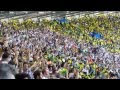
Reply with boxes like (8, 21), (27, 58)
(0, 51), (18, 79)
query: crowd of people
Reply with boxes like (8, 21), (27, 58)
(0, 12), (120, 79)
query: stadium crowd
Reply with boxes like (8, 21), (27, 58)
(0, 13), (120, 79)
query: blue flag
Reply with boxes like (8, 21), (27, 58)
(90, 32), (103, 39)
(58, 17), (67, 24)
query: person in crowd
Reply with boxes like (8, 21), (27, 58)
(0, 50), (18, 79)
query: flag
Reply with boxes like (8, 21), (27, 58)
(58, 17), (67, 24)
(90, 32), (103, 39)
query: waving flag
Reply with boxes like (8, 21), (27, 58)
(58, 17), (67, 24)
(90, 32), (103, 39)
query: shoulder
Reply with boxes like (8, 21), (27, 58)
(0, 63), (15, 74)
(9, 64), (18, 74)
(0, 63), (10, 68)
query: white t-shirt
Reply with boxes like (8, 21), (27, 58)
(82, 68), (89, 75)
(69, 73), (74, 78)
(42, 76), (48, 79)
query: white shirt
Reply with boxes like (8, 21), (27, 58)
(1, 61), (8, 64)
(42, 76), (48, 79)
(69, 73), (74, 78)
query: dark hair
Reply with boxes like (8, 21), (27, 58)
(0, 42), (4, 46)
(69, 68), (74, 73)
(61, 62), (65, 67)
(48, 65), (52, 69)
(52, 66), (57, 74)
(2, 47), (9, 52)
(33, 70), (41, 79)
(3, 32), (5, 36)
(2, 52), (10, 60)
(23, 62), (28, 65)
(15, 73), (29, 79)
(18, 59), (23, 62)
(42, 69), (46, 74)
(109, 72), (116, 77)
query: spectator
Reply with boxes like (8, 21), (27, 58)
(0, 51), (18, 79)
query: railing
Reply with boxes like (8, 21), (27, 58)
(0, 11), (120, 22)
